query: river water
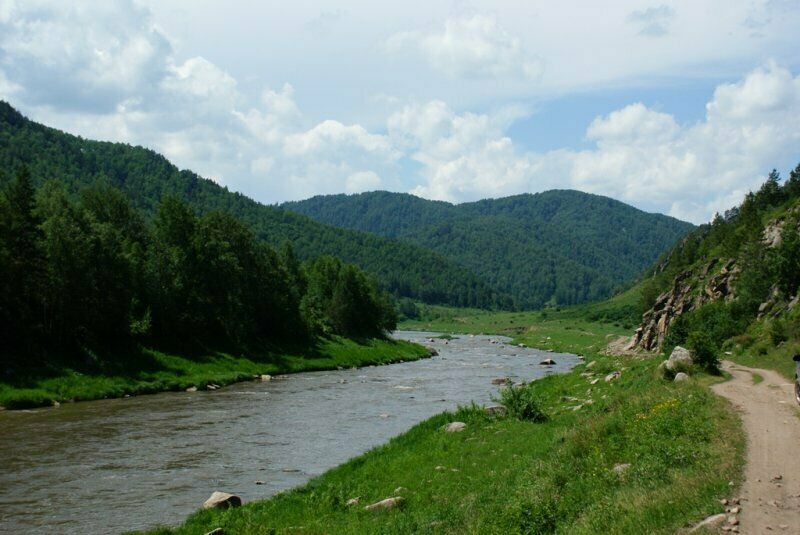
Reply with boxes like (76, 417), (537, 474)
(0, 331), (577, 533)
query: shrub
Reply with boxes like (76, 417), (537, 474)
(769, 318), (788, 345)
(494, 385), (548, 423)
(687, 331), (720, 373)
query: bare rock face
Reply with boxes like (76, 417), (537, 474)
(628, 259), (739, 351)
(202, 491), (242, 510)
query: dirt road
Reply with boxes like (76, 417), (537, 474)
(711, 360), (800, 533)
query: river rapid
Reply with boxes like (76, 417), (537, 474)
(0, 331), (578, 533)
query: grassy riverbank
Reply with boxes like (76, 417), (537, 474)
(0, 337), (429, 410)
(147, 305), (745, 534)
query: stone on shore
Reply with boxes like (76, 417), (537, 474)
(186, 386), (197, 392)
(690, 513), (727, 532)
(484, 405), (507, 416)
(674, 372), (690, 382)
(365, 496), (404, 511)
(259, 374), (272, 382)
(202, 491), (242, 510)
(605, 371), (621, 382)
(491, 377), (510, 385)
(444, 421), (467, 433)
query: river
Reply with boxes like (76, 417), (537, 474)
(0, 331), (578, 533)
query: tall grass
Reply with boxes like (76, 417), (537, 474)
(0, 337), (429, 409)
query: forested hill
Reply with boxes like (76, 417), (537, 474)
(0, 101), (502, 308)
(283, 190), (695, 308)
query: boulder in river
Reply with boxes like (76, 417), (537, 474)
(444, 421), (467, 433)
(491, 377), (510, 385)
(365, 496), (404, 511)
(259, 374), (272, 382)
(186, 386), (197, 392)
(539, 358), (556, 365)
(202, 491), (241, 510)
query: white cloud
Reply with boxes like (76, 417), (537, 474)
(346, 170), (381, 193)
(0, 0), (170, 111)
(2, 2), (799, 225)
(400, 64), (800, 223)
(586, 103), (679, 146)
(627, 5), (676, 37)
(387, 14), (543, 80)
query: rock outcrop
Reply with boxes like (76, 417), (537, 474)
(628, 259), (738, 351)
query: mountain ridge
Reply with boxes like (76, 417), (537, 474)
(283, 189), (695, 308)
(0, 101), (504, 309)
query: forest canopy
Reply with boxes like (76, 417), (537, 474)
(0, 169), (397, 371)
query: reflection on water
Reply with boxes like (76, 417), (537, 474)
(0, 331), (577, 533)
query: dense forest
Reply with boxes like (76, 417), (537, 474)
(283, 190), (694, 308)
(0, 168), (397, 371)
(0, 102), (503, 309)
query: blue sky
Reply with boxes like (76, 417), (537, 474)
(1, 0), (800, 223)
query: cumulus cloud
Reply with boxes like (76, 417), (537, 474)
(0, 0), (170, 111)
(387, 14), (543, 80)
(2, 2), (799, 225)
(402, 64), (800, 223)
(627, 5), (676, 37)
(0, 0), (397, 202)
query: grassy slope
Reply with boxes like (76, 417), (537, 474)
(724, 313), (800, 380)
(147, 300), (744, 535)
(0, 337), (429, 410)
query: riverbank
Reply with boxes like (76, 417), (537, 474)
(146, 311), (745, 534)
(0, 337), (430, 410)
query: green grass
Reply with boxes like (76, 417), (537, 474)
(0, 337), (430, 410)
(722, 311), (800, 380)
(145, 305), (745, 535)
(401, 309), (630, 356)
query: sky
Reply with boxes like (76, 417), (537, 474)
(1, 1), (799, 223)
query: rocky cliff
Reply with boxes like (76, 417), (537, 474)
(628, 259), (738, 351)
(629, 206), (800, 352)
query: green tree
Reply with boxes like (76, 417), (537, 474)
(0, 166), (44, 357)
(774, 224), (800, 297)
